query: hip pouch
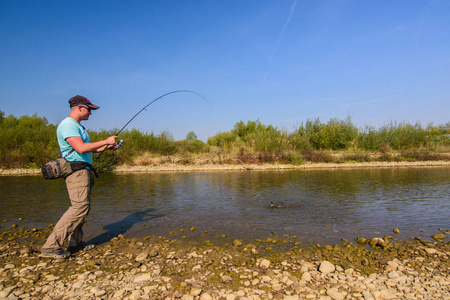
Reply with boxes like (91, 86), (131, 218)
(41, 159), (98, 180)
(41, 158), (73, 179)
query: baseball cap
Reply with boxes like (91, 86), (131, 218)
(68, 95), (100, 110)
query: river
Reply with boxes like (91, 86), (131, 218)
(1, 167), (448, 248)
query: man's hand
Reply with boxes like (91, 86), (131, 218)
(106, 136), (117, 149)
(104, 136), (118, 151)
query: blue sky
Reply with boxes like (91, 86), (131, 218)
(1, 0), (449, 141)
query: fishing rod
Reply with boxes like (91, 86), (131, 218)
(96, 90), (210, 159)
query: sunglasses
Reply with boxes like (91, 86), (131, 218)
(79, 105), (91, 112)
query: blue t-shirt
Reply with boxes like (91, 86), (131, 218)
(57, 117), (93, 164)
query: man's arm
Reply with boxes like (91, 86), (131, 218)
(66, 136), (117, 154)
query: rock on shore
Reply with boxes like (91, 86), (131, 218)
(0, 225), (449, 299)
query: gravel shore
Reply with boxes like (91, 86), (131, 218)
(1, 160), (449, 176)
(0, 224), (449, 300)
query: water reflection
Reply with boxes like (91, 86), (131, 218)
(1, 167), (448, 246)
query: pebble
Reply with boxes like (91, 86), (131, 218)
(326, 287), (347, 300)
(319, 261), (336, 274)
(362, 290), (374, 300)
(425, 247), (437, 254)
(258, 258), (271, 269)
(133, 273), (151, 283)
(200, 292), (213, 300)
(135, 252), (148, 262)
(90, 286), (106, 297)
(432, 234), (446, 241)
(301, 272), (312, 282)
(129, 289), (141, 300)
(113, 288), (126, 298)
(72, 280), (84, 289)
(0, 290), (10, 298)
(271, 283), (282, 291)
(190, 287), (202, 296)
(44, 275), (59, 281)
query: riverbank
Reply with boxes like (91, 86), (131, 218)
(1, 160), (449, 176)
(113, 160), (450, 173)
(0, 224), (449, 300)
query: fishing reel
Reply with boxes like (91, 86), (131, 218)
(115, 140), (124, 149)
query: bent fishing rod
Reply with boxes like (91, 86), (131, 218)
(96, 90), (210, 159)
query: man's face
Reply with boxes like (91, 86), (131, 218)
(78, 105), (92, 120)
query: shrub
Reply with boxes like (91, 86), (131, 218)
(0, 112), (58, 168)
(207, 131), (238, 150)
(301, 116), (359, 150)
(358, 121), (429, 150)
(285, 151), (304, 165)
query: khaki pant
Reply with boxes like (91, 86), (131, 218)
(41, 169), (93, 252)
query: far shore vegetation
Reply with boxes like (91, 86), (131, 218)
(0, 110), (449, 172)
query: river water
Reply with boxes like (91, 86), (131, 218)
(1, 167), (449, 248)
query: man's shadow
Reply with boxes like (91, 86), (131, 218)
(87, 208), (164, 245)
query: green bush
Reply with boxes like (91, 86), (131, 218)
(0, 112), (58, 168)
(298, 116), (359, 150)
(208, 120), (292, 153)
(358, 121), (429, 150)
(285, 151), (304, 165)
(207, 131), (239, 150)
(176, 139), (208, 154)
(286, 131), (313, 151)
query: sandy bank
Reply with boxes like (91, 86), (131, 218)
(113, 160), (450, 173)
(1, 160), (449, 176)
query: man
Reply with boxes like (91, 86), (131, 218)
(40, 95), (117, 259)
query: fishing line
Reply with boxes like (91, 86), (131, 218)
(96, 90), (210, 159)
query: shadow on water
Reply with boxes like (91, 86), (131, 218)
(87, 208), (165, 245)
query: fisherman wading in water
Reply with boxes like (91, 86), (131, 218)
(40, 95), (117, 259)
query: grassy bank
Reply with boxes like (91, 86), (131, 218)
(1, 111), (448, 172)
